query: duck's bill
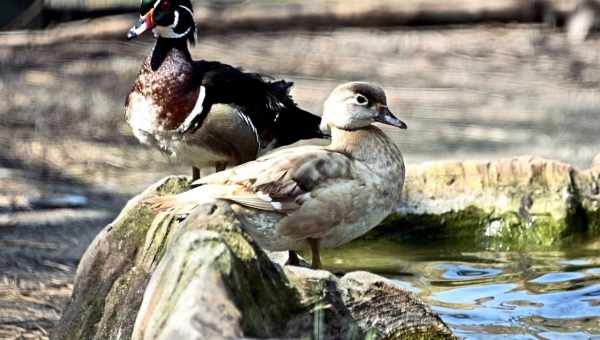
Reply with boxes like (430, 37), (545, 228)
(127, 10), (155, 40)
(375, 106), (407, 129)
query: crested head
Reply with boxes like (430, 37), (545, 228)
(127, 0), (196, 44)
(320, 82), (407, 133)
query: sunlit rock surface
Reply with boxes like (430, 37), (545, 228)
(52, 177), (454, 340)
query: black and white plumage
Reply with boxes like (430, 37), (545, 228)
(125, 0), (324, 178)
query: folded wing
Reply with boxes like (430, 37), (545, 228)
(195, 146), (355, 216)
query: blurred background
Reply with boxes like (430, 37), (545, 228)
(1, 0), (600, 338)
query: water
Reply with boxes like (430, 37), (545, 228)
(321, 237), (600, 339)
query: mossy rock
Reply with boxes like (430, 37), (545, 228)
(53, 176), (454, 339)
(376, 157), (600, 250)
(52, 176), (190, 340)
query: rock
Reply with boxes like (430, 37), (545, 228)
(50, 176), (191, 340)
(284, 268), (453, 339)
(381, 156), (600, 249)
(577, 156), (600, 236)
(53, 176), (454, 340)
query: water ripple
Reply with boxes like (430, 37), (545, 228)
(321, 238), (600, 338)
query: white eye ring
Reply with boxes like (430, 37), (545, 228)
(354, 94), (368, 106)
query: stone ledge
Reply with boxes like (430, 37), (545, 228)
(383, 156), (600, 248)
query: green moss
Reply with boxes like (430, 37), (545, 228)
(227, 235), (256, 261)
(490, 214), (564, 249)
(58, 177), (193, 340)
(388, 329), (456, 340)
(582, 198), (600, 235)
(375, 205), (493, 241)
(137, 213), (177, 270)
(371, 196), (598, 252)
(97, 269), (140, 337)
(180, 213), (258, 262)
(228, 250), (303, 337)
(155, 176), (191, 195)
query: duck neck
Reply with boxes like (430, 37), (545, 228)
(150, 37), (192, 71)
(329, 125), (404, 179)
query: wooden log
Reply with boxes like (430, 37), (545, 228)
(0, 0), (44, 30)
(0, 0), (582, 47)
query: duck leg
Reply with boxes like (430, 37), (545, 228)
(192, 166), (201, 181)
(308, 238), (322, 269)
(286, 250), (301, 266)
(215, 162), (227, 172)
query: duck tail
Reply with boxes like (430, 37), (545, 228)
(269, 80), (293, 96)
(265, 80), (293, 111)
(144, 191), (200, 216)
(267, 80), (325, 143)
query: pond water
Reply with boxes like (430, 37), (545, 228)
(321, 237), (600, 339)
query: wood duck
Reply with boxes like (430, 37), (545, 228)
(125, 0), (324, 179)
(149, 82), (407, 268)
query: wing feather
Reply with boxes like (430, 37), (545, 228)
(219, 195), (279, 211)
(194, 146), (354, 216)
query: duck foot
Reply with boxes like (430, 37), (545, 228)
(192, 167), (200, 181)
(215, 162), (227, 172)
(286, 250), (301, 266)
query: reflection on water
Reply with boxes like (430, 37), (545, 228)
(321, 237), (600, 339)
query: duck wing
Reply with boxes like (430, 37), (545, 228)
(194, 146), (355, 215)
(181, 60), (286, 134)
(184, 60), (323, 143)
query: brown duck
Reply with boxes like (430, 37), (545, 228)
(150, 82), (407, 268)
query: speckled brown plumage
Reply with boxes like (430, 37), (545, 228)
(129, 46), (197, 130)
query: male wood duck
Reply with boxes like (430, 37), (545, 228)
(125, 0), (324, 179)
(149, 82), (407, 268)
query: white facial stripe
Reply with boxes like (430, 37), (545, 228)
(153, 10), (191, 39)
(177, 5), (197, 42)
(178, 5), (193, 15)
(152, 5), (196, 40)
(179, 86), (206, 132)
(169, 10), (179, 28)
(138, 0), (160, 9)
(154, 26), (191, 39)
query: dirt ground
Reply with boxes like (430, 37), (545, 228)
(1, 24), (600, 338)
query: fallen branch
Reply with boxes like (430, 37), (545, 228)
(0, 0), (579, 47)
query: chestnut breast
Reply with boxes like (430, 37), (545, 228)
(132, 49), (199, 130)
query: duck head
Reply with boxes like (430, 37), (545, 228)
(320, 82), (407, 134)
(127, 0), (196, 43)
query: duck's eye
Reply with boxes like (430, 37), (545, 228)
(160, 0), (171, 10)
(354, 95), (368, 106)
